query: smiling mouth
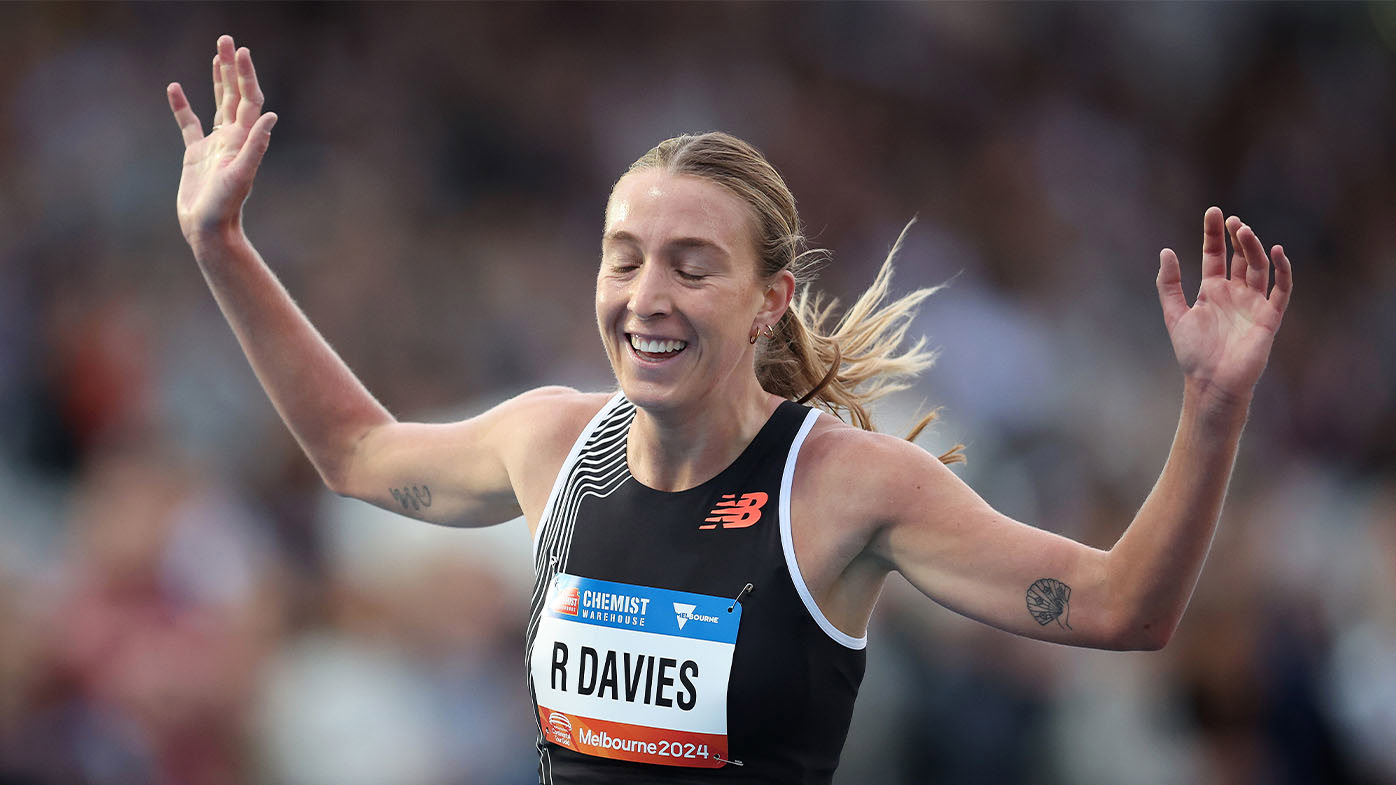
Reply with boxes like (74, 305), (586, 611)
(627, 333), (688, 361)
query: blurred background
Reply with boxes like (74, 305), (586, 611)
(1, 2), (1393, 784)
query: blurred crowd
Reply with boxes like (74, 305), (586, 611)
(1, 3), (1393, 784)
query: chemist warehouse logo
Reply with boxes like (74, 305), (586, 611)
(554, 585), (653, 628)
(673, 603), (719, 630)
(699, 492), (768, 530)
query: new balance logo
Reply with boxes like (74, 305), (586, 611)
(700, 492), (768, 530)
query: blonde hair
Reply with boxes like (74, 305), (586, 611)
(625, 132), (963, 464)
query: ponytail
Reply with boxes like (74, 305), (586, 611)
(758, 221), (965, 465)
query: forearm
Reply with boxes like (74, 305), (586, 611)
(1105, 378), (1250, 647)
(190, 227), (393, 489)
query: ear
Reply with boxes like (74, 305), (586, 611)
(756, 268), (796, 328)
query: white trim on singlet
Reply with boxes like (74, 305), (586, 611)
(779, 408), (869, 650)
(527, 391), (632, 785)
(531, 390), (629, 564)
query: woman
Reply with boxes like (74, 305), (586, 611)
(167, 36), (1292, 785)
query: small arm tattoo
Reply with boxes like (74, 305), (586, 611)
(1026, 577), (1072, 629)
(390, 485), (432, 511)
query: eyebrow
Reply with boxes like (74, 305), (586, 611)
(602, 230), (730, 259)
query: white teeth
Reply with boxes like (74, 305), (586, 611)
(629, 334), (687, 354)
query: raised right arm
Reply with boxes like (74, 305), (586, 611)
(168, 36), (580, 528)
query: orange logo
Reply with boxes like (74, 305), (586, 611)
(546, 709), (574, 746)
(553, 586), (580, 615)
(700, 492), (768, 530)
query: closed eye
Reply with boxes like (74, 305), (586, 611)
(604, 254), (640, 273)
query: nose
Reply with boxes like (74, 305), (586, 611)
(629, 261), (672, 320)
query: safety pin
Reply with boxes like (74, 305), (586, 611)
(728, 583), (754, 612)
(709, 752), (744, 766)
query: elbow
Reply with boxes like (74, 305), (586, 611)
(312, 454), (365, 500)
(313, 455), (355, 497)
(1099, 557), (1181, 651)
(1130, 623), (1174, 652)
(320, 469), (354, 498)
(1108, 613), (1177, 651)
(1099, 591), (1177, 650)
(318, 421), (389, 498)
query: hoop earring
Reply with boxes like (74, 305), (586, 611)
(748, 329), (759, 345)
(763, 325), (775, 339)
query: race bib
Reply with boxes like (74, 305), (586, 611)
(531, 573), (742, 768)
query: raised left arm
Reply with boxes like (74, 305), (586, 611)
(863, 207), (1290, 650)
(1106, 206), (1291, 646)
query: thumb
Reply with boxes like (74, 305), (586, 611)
(1156, 248), (1188, 329)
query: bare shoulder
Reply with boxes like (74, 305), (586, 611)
(796, 414), (958, 524)
(490, 387), (615, 525)
(495, 385), (610, 425)
(785, 414), (971, 630)
(489, 386), (613, 467)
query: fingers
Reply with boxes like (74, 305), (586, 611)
(166, 82), (204, 147)
(211, 55), (224, 125)
(1190, 205), (1293, 315)
(231, 111), (279, 179)
(1238, 223), (1269, 292)
(234, 47), (265, 128)
(217, 36), (239, 130)
(1269, 244), (1293, 313)
(1156, 248), (1188, 329)
(1226, 215), (1248, 283)
(1201, 206), (1226, 279)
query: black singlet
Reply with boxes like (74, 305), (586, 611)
(526, 393), (866, 785)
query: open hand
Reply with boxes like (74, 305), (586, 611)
(166, 35), (277, 245)
(1156, 207), (1293, 407)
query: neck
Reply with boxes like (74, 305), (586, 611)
(626, 381), (782, 492)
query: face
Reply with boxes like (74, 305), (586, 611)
(596, 169), (791, 414)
